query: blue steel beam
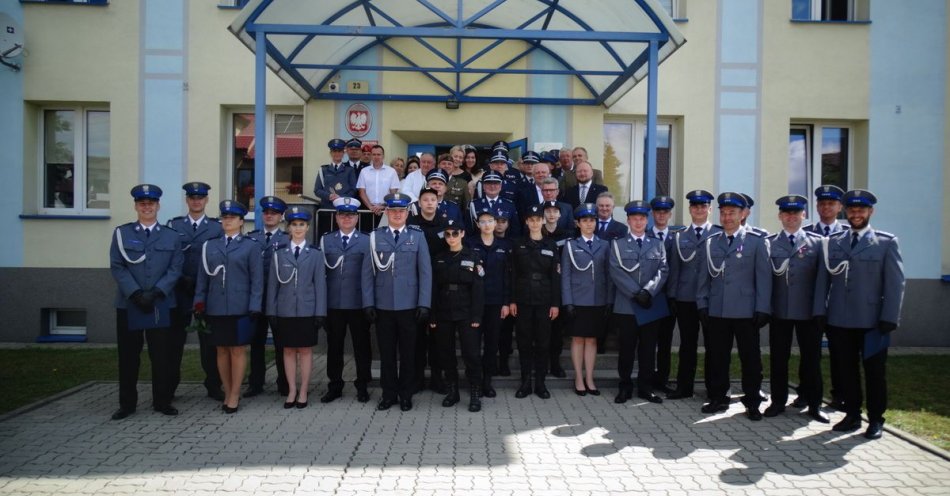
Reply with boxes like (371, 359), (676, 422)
(246, 23), (668, 42)
(291, 63), (624, 76)
(460, 42), (539, 95)
(644, 39), (658, 202)
(366, 4), (458, 69)
(416, 0), (457, 27)
(595, 39), (667, 105)
(310, 92), (598, 105)
(460, 10), (549, 67)
(377, 40), (456, 95)
(464, 0), (507, 26)
(254, 31), (267, 229)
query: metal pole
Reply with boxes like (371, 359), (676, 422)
(254, 31), (267, 230)
(645, 39), (658, 202)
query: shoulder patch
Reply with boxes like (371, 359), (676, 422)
(747, 230), (764, 238)
(804, 231), (823, 239)
(707, 231), (724, 238)
(829, 230), (849, 239)
(247, 229), (262, 235)
(406, 225), (423, 232)
(670, 226), (686, 233)
(766, 233), (779, 240)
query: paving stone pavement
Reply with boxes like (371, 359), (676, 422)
(1, 355), (948, 496)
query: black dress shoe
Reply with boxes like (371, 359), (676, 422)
(614, 389), (633, 404)
(223, 405), (239, 414)
(864, 420), (884, 440)
(110, 408), (135, 420)
(666, 390), (694, 400)
(832, 414), (862, 432)
(655, 383), (676, 395)
(701, 400), (729, 414)
(482, 381), (496, 398)
(284, 400), (296, 409)
(295, 401), (308, 409)
(320, 390), (342, 403)
(586, 388), (601, 396)
(535, 385), (551, 399)
(154, 405), (178, 416)
(574, 388), (587, 396)
(243, 387), (264, 398)
(515, 381), (532, 399)
(206, 389), (225, 401)
(636, 392), (662, 404)
(746, 407), (763, 421)
(550, 366), (567, 379)
(377, 398), (397, 411)
(806, 408), (830, 423)
(356, 389), (370, 403)
(399, 398), (413, 411)
(791, 396), (807, 408)
(764, 405), (785, 418)
(829, 398), (847, 412)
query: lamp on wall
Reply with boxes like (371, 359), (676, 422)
(445, 97), (460, 110)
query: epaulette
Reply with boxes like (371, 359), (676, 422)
(669, 226), (686, 232)
(169, 215), (185, 222)
(746, 230), (765, 238)
(766, 232), (779, 240)
(829, 230), (849, 239)
(874, 230), (896, 239)
(803, 231), (822, 239)
(165, 224), (182, 234)
(406, 225), (423, 232)
(121, 221), (138, 228)
(247, 229), (262, 235)
(208, 217), (221, 223)
(713, 224), (723, 229)
(707, 231), (724, 238)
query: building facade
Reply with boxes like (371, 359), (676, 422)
(1, 0), (947, 344)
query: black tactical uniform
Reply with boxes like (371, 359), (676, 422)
(511, 234), (561, 398)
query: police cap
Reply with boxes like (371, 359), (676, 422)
(259, 196), (287, 213)
(131, 184), (162, 201)
(182, 182), (210, 197)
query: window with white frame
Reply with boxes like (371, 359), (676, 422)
(788, 123), (850, 216)
(656, 0), (681, 19)
(40, 107), (110, 214)
(603, 121), (674, 206)
(229, 111), (304, 213)
(791, 0), (869, 21)
(48, 309), (87, 336)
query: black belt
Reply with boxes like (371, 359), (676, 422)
(446, 284), (462, 291)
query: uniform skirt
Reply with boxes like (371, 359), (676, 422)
(275, 317), (318, 348)
(207, 315), (249, 347)
(569, 306), (606, 338)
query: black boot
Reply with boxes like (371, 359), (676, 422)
(515, 376), (532, 398)
(469, 385), (482, 412)
(534, 378), (551, 399)
(498, 355), (512, 377)
(482, 376), (496, 398)
(441, 383), (460, 407)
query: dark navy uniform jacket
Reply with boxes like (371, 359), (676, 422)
(696, 229), (772, 319)
(313, 163), (358, 206)
(320, 230), (375, 310)
(110, 222), (184, 309)
(194, 234), (264, 315)
(595, 219), (629, 241)
(667, 223), (722, 302)
(561, 236), (612, 307)
(266, 242), (328, 318)
(465, 236), (512, 306)
(467, 197), (521, 237)
(647, 226), (682, 296)
(510, 235), (561, 307)
(766, 230), (825, 321)
(432, 247), (485, 323)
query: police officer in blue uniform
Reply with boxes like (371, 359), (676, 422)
(319, 197), (375, 403)
(647, 195), (682, 394)
(110, 184), (184, 420)
(411, 169), (465, 227)
(465, 207), (512, 397)
(739, 193), (770, 237)
(562, 203), (611, 396)
(245, 196), (290, 397)
(431, 220), (486, 412)
(194, 199), (264, 413)
(468, 171), (520, 237)
(816, 189), (905, 439)
(764, 195), (829, 423)
(166, 181), (224, 401)
(510, 204), (561, 399)
(345, 138), (369, 173)
(363, 193), (433, 411)
(314, 138), (359, 237)
(696, 193), (772, 420)
(802, 184), (849, 411)
(609, 200), (670, 404)
(667, 189), (721, 400)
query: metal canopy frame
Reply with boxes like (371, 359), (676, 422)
(229, 0), (685, 226)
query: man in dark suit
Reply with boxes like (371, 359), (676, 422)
(539, 177), (574, 233)
(560, 146), (605, 189)
(515, 153), (547, 215)
(594, 192), (628, 241)
(561, 161), (607, 209)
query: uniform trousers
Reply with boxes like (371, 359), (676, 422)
(706, 317), (763, 408)
(168, 311), (187, 394)
(654, 314), (676, 388)
(116, 309), (174, 410)
(171, 290), (220, 395)
(549, 315), (565, 370)
(414, 321), (443, 386)
(480, 305), (504, 377)
(249, 316), (287, 394)
(615, 314), (659, 393)
(436, 320), (483, 387)
(375, 309), (417, 401)
(770, 318), (823, 409)
(325, 308), (373, 392)
(498, 315), (515, 360)
(673, 301), (702, 395)
(515, 305), (552, 380)
(827, 325), (887, 422)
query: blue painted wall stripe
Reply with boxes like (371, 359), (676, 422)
(0, 0), (24, 266)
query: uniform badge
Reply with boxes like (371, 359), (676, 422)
(476, 265), (485, 277)
(736, 253), (742, 259)
(335, 183), (343, 191)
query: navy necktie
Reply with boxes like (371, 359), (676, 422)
(144, 228), (151, 238)
(851, 232), (859, 249)
(789, 234), (795, 245)
(587, 239), (593, 249)
(636, 238), (642, 248)
(294, 246), (300, 259)
(824, 225), (830, 236)
(192, 222), (198, 232)
(658, 231), (664, 240)
(226, 236), (232, 246)
(695, 227), (702, 240)
(342, 235), (349, 248)
(393, 229), (400, 244)
(266, 232), (272, 244)
(727, 235), (735, 247)
(599, 221), (607, 234)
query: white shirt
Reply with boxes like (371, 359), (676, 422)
(187, 214), (206, 225)
(652, 226), (669, 240)
(782, 228), (803, 244)
(357, 164), (401, 204)
(400, 169), (428, 202)
(534, 185), (544, 204)
(139, 222), (157, 232)
(818, 220), (844, 235)
(291, 240), (306, 251)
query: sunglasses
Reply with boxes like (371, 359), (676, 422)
(444, 230), (463, 238)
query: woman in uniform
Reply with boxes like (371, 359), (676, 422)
(509, 204), (561, 399)
(266, 207), (327, 409)
(194, 200), (263, 414)
(561, 204), (611, 395)
(464, 207), (512, 398)
(431, 220), (485, 412)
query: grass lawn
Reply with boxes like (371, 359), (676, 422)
(0, 347), (274, 415)
(0, 348), (946, 450)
